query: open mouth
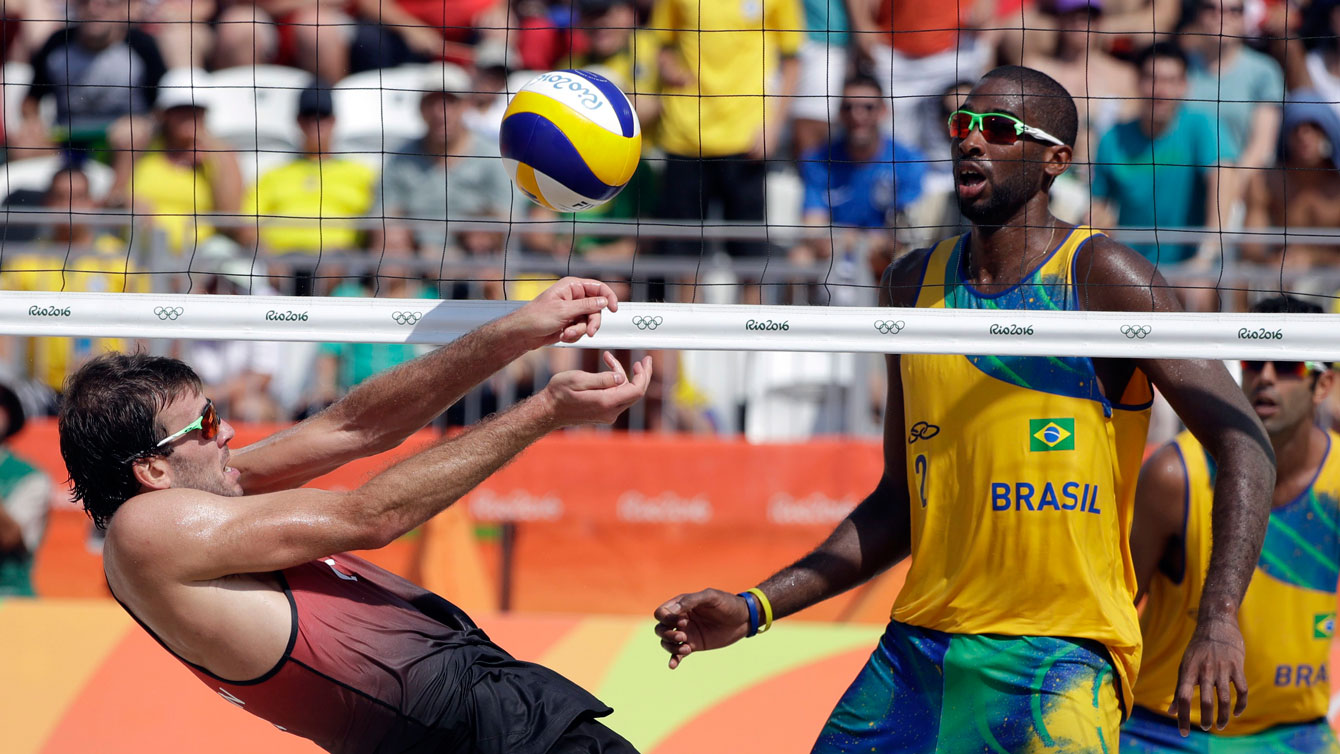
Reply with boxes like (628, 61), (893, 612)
(958, 166), (987, 186)
(1252, 394), (1279, 415)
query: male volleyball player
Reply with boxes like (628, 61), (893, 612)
(1123, 295), (1340, 753)
(59, 278), (648, 754)
(653, 66), (1275, 751)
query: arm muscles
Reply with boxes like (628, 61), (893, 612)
(1078, 238), (1273, 618)
(755, 256), (919, 619)
(113, 396), (556, 582)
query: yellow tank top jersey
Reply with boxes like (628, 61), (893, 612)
(1134, 430), (1340, 735)
(895, 227), (1152, 708)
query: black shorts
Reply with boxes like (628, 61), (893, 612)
(547, 713), (640, 754)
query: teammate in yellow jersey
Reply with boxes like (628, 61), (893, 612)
(1124, 295), (1340, 753)
(653, 65), (1276, 753)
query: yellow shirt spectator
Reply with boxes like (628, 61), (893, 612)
(651, 0), (803, 156)
(1, 240), (149, 392)
(243, 158), (377, 254)
(133, 153), (218, 253)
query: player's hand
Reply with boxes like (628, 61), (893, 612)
(511, 277), (620, 350)
(541, 352), (651, 427)
(653, 588), (751, 669)
(1168, 614), (1247, 736)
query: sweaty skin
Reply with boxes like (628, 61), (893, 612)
(654, 75), (1274, 738)
(104, 279), (652, 683)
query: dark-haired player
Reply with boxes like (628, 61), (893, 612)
(653, 66), (1275, 751)
(1124, 294), (1340, 752)
(59, 278), (649, 753)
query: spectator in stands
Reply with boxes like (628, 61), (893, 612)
(792, 73), (926, 304)
(140, 0), (216, 69)
(373, 63), (516, 259)
(567, 0), (660, 126)
(1243, 91), (1340, 272)
(790, 0), (851, 156)
(0, 380), (53, 597)
(238, 82), (375, 293)
(651, 0), (801, 265)
(463, 46), (511, 142)
(13, 0), (167, 157)
(0, 167), (145, 408)
(1300, 0), (1340, 102)
(1089, 42), (1236, 269)
(110, 68), (244, 257)
(1022, 0), (1137, 174)
(1181, 0), (1284, 205)
(179, 245), (284, 422)
(849, 0), (992, 152)
(212, 0), (495, 82)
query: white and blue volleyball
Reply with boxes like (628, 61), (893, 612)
(500, 70), (641, 212)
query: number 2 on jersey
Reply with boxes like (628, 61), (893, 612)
(914, 454), (928, 507)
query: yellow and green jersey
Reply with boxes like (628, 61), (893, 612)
(894, 226), (1152, 708)
(1134, 430), (1340, 735)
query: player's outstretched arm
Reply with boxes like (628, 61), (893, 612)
(233, 277), (620, 493)
(1077, 237), (1273, 736)
(111, 353), (652, 583)
(653, 254), (921, 669)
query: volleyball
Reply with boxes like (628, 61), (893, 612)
(499, 70), (642, 213)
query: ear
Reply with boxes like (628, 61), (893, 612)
(131, 455), (173, 492)
(1314, 369), (1336, 405)
(1043, 143), (1073, 178)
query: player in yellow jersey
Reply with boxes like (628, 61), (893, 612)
(1123, 294), (1340, 753)
(653, 65), (1276, 752)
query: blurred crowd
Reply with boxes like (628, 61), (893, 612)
(1, 0), (1339, 438)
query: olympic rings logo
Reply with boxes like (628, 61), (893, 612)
(392, 311), (422, 326)
(632, 315), (663, 331)
(1121, 324), (1151, 339)
(908, 421), (940, 443)
(874, 320), (905, 335)
(154, 306), (183, 321)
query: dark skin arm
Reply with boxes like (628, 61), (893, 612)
(1077, 236), (1274, 734)
(652, 252), (923, 666)
(1130, 443), (1189, 605)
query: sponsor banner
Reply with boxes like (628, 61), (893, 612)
(14, 420), (883, 529)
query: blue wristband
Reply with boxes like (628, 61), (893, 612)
(739, 591), (760, 638)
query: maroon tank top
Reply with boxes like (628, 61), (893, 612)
(117, 553), (609, 753)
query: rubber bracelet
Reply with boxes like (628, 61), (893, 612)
(746, 587), (774, 634)
(739, 591), (760, 637)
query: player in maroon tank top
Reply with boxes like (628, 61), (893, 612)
(57, 278), (650, 754)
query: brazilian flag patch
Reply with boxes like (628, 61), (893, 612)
(1314, 613), (1335, 639)
(1029, 418), (1075, 452)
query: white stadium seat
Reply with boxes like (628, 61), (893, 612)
(205, 66), (312, 153)
(0, 156), (114, 200)
(332, 65), (428, 161)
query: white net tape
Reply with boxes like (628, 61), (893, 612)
(4, 291), (1336, 360)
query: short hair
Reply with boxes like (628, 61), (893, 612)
(59, 352), (203, 530)
(1134, 41), (1189, 74)
(1249, 293), (1323, 316)
(1249, 294), (1330, 369)
(843, 73), (884, 97)
(45, 166), (89, 200)
(980, 65), (1079, 148)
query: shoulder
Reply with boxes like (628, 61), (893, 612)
(33, 27), (74, 58)
(105, 488), (218, 556)
(879, 247), (935, 307)
(890, 138), (921, 162)
(1140, 440), (1190, 496)
(124, 29), (164, 57)
(1072, 233), (1171, 313)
